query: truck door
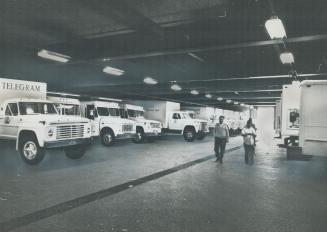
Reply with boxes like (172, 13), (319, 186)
(1, 103), (19, 138)
(86, 104), (100, 136)
(169, 113), (183, 130)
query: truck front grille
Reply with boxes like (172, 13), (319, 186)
(150, 122), (161, 128)
(122, 124), (133, 132)
(56, 124), (85, 139)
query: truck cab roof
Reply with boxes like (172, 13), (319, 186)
(2, 98), (53, 104)
(81, 100), (120, 109)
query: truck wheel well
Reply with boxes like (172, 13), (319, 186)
(136, 126), (144, 133)
(19, 130), (37, 142)
(100, 127), (114, 136)
(184, 126), (195, 132)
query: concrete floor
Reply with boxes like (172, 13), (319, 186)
(0, 134), (327, 232)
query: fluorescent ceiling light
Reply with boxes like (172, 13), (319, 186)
(37, 49), (71, 63)
(234, 101), (239, 105)
(226, 99), (232, 103)
(171, 84), (182, 91)
(47, 91), (81, 97)
(280, 52), (294, 64)
(143, 77), (158, 85)
(240, 103), (245, 106)
(205, 94), (212, 98)
(265, 17), (287, 39)
(250, 106), (254, 109)
(190, 90), (199, 95)
(217, 97), (223, 101)
(103, 66), (124, 76)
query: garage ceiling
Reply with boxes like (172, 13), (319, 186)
(1, 0), (327, 110)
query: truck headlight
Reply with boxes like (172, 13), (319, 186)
(87, 127), (91, 133)
(48, 129), (54, 137)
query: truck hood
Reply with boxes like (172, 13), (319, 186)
(21, 114), (89, 124)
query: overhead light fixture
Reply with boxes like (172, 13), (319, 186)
(234, 101), (239, 105)
(103, 66), (124, 76)
(226, 99), (232, 103)
(217, 97), (223, 101)
(265, 17), (287, 39)
(234, 91), (240, 95)
(280, 52), (294, 64)
(37, 49), (71, 63)
(240, 103), (245, 107)
(171, 84), (182, 91)
(250, 106), (254, 109)
(143, 77), (158, 85)
(205, 93), (212, 98)
(190, 90), (199, 95)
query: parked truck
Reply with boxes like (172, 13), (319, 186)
(48, 95), (99, 136)
(80, 101), (136, 146)
(121, 103), (162, 143)
(181, 106), (215, 131)
(0, 78), (92, 164)
(280, 81), (301, 146)
(299, 80), (327, 156)
(131, 100), (209, 142)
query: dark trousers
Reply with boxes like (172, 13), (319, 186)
(244, 144), (255, 164)
(214, 138), (227, 160)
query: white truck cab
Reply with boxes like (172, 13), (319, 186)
(0, 78), (92, 165)
(132, 101), (209, 142)
(121, 104), (162, 143)
(81, 101), (136, 146)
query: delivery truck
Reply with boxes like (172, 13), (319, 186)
(280, 81), (301, 146)
(48, 96), (99, 136)
(299, 80), (327, 156)
(121, 103), (162, 143)
(131, 100), (209, 142)
(81, 100), (136, 146)
(181, 106), (215, 130)
(0, 78), (92, 164)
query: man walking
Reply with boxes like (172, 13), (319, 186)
(214, 116), (229, 163)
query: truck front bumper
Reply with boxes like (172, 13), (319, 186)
(45, 138), (92, 149)
(144, 132), (161, 137)
(116, 133), (137, 140)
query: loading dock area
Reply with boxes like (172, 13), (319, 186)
(1, 134), (327, 232)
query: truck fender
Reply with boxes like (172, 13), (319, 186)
(16, 129), (41, 150)
(100, 127), (115, 137)
(183, 125), (196, 134)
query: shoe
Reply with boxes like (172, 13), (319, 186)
(215, 158), (219, 162)
(220, 158), (223, 164)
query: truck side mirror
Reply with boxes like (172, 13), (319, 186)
(89, 110), (95, 120)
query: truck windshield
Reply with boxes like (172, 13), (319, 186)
(61, 104), (81, 116)
(19, 102), (58, 115)
(97, 107), (120, 117)
(127, 110), (144, 118)
(181, 112), (192, 119)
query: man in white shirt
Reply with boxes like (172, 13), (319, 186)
(241, 119), (257, 165)
(214, 116), (230, 163)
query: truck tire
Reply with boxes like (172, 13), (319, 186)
(196, 132), (206, 140)
(101, 130), (115, 146)
(65, 145), (86, 159)
(18, 135), (45, 165)
(183, 127), (196, 142)
(133, 128), (144, 143)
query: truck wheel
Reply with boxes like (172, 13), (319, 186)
(65, 145), (86, 159)
(196, 132), (206, 140)
(101, 130), (115, 146)
(19, 136), (45, 165)
(133, 128), (144, 143)
(183, 127), (196, 142)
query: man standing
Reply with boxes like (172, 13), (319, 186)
(214, 116), (229, 163)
